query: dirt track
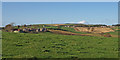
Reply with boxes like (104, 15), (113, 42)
(74, 28), (80, 31)
(48, 29), (118, 37)
(48, 30), (91, 36)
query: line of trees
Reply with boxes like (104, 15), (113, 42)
(112, 24), (120, 26)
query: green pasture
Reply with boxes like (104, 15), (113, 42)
(2, 31), (118, 58)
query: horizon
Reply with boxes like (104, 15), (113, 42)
(1, 21), (118, 27)
(1, 22), (119, 27)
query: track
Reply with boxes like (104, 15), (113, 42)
(48, 29), (92, 36)
(74, 27), (80, 31)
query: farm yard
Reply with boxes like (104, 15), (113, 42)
(1, 24), (119, 58)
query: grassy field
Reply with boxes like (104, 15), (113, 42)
(2, 31), (118, 58)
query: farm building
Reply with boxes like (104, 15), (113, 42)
(11, 28), (48, 33)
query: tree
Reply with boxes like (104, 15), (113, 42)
(5, 24), (13, 32)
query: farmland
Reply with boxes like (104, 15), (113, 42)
(1, 24), (119, 58)
(2, 24), (119, 58)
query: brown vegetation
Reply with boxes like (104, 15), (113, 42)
(74, 27), (114, 33)
(104, 33), (112, 37)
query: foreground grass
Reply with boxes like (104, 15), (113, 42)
(2, 32), (118, 58)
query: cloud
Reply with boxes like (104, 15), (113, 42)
(65, 20), (86, 24)
(78, 21), (86, 24)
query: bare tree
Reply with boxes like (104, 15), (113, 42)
(5, 24), (13, 32)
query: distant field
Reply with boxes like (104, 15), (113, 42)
(45, 26), (89, 34)
(2, 31), (118, 58)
